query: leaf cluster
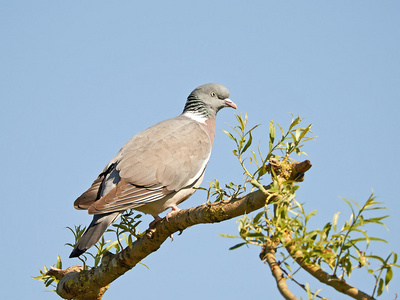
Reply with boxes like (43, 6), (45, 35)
(63, 212), (144, 268)
(287, 194), (399, 297)
(218, 113), (399, 298)
(32, 255), (62, 292)
(220, 114), (313, 195)
(106, 210), (143, 253)
(34, 211), (147, 291)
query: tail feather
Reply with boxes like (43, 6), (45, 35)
(69, 212), (121, 258)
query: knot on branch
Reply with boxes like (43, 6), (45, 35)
(260, 238), (281, 262)
(101, 251), (115, 266)
(46, 265), (84, 281)
(204, 203), (229, 222)
(146, 227), (157, 239)
(268, 159), (312, 183)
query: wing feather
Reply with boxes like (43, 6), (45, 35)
(73, 176), (103, 209)
(87, 116), (212, 215)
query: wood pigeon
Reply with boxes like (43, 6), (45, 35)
(70, 83), (237, 258)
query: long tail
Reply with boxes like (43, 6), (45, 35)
(69, 212), (121, 258)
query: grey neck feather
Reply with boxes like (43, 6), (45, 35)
(182, 95), (210, 118)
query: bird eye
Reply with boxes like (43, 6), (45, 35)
(210, 91), (217, 97)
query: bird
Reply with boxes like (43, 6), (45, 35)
(69, 83), (237, 258)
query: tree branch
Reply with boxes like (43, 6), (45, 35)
(49, 160), (311, 299)
(260, 240), (299, 300)
(54, 189), (272, 299)
(285, 237), (376, 300)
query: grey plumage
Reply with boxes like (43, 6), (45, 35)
(70, 83), (236, 258)
(69, 212), (120, 258)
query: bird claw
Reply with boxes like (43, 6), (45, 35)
(166, 205), (182, 241)
(149, 215), (162, 227)
(165, 205), (181, 222)
(169, 228), (184, 241)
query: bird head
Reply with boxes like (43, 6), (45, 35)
(183, 83), (237, 118)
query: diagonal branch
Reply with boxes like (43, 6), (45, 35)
(49, 160), (311, 300)
(285, 237), (376, 300)
(51, 185), (272, 299)
(260, 239), (299, 300)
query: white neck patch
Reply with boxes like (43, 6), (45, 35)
(183, 111), (208, 124)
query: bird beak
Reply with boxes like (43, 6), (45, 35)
(224, 98), (237, 109)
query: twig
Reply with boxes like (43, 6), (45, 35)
(260, 240), (299, 300)
(284, 235), (376, 300)
(280, 267), (328, 300)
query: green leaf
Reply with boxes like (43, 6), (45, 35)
(45, 278), (54, 288)
(253, 211), (264, 223)
(128, 234), (133, 249)
(219, 234), (239, 238)
(221, 129), (236, 141)
(236, 114), (244, 130)
(363, 215), (390, 224)
(298, 124), (312, 141)
(385, 267), (393, 288)
(305, 210), (318, 222)
(56, 255), (62, 269)
(104, 240), (120, 252)
(367, 255), (386, 264)
(242, 131), (252, 153)
(288, 116), (301, 132)
(245, 232), (265, 238)
(322, 222), (332, 239)
(377, 278), (384, 296)
(244, 113), (248, 129)
(351, 237), (388, 245)
(269, 120), (275, 150)
(345, 258), (353, 277)
(229, 242), (246, 250)
(277, 123), (285, 139)
(392, 252), (398, 264)
(332, 212), (340, 232)
(305, 282), (312, 299)
(32, 275), (46, 281)
(295, 128), (301, 142)
(250, 150), (259, 168)
(257, 164), (267, 177)
(340, 197), (355, 216)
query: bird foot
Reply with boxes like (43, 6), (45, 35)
(165, 204), (181, 222)
(149, 215), (162, 227)
(169, 229), (184, 241)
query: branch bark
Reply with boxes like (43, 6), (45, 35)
(285, 238), (376, 300)
(49, 160), (311, 299)
(54, 189), (273, 299)
(260, 240), (299, 300)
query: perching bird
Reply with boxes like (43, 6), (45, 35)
(69, 83), (237, 258)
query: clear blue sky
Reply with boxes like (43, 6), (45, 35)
(1, 1), (399, 299)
